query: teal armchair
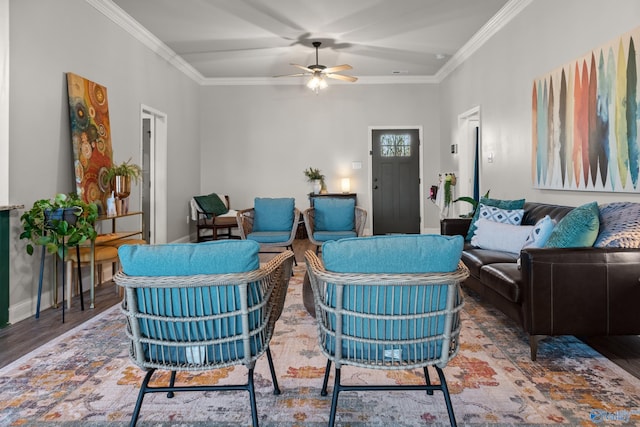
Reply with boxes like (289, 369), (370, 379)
(114, 240), (294, 427)
(305, 234), (469, 427)
(237, 197), (300, 264)
(303, 197), (367, 253)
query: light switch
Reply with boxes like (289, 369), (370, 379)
(352, 161), (362, 170)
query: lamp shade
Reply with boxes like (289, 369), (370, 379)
(341, 178), (351, 193)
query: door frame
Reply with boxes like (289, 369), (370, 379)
(457, 106), (481, 217)
(140, 104), (167, 244)
(367, 125), (424, 234)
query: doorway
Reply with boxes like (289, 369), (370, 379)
(369, 127), (423, 234)
(457, 107), (481, 217)
(140, 105), (167, 244)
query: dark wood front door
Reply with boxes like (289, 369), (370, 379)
(371, 128), (421, 234)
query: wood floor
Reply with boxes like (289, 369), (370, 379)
(1, 238), (639, 380)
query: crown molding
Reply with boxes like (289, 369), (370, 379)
(88, 0), (528, 87)
(435, 0), (532, 81)
(86, 0), (206, 85)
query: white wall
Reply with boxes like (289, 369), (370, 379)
(440, 0), (640, 207)
(199, 83), (443, 232)
(8, 0), (201, 322)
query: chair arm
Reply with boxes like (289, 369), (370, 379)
(236, 208), (255, 238)
(303, 207), (315, 238)
(355, 206), (367, 236)
(440, 218), (472, 237)
(520, 247), (640, 336)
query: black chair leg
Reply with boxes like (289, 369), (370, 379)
(320, 359), (332, 396)
(423, 366), (434, 395)
(436, 366), (457, 427)
(130, 368), (155, 427)
(248, 367), (260, 427)
(328, 367), (341, 427)
(266, 348), (281, 395)
(167, 371), (177, 398)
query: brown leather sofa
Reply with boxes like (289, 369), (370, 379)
(441, 202), (640, 360)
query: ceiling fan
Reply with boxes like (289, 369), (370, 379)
(275, 41), (358, 93)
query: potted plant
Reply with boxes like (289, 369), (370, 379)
(303, 167), (325, 194)
(20, 192), (98, 259)
(105, 158), (142, 213)
(454, 190), (491, 218)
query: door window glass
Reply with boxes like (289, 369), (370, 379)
(380, 134), (411, 157)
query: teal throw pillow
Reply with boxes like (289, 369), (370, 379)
(544, 202), (600, 248)
(253, 197), (295, 231)
(314, 198), (355, 231)
(466, 197), (526, 241)
(322, 234), (463, 273)
(118, 240), (260, 276)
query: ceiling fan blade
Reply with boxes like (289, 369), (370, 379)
(273, 73), (308, 78)
(291, 63), (314, 73)
(322, 64), (352, 74)
(326, 73), (358, 83)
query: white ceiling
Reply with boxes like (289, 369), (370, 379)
(107, 0), (515, 82)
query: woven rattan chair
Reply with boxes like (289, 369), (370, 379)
(237, 197), (300, 265)
(114, 245), (294, 427)
(304, 235), (469, 427)
(303, 198), (367, 253)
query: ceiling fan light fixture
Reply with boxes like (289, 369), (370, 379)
(306, 72), (327, 93)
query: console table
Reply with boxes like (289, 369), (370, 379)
(308, 192), (357, 207)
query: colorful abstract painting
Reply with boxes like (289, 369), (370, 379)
(532, 26), (640, 192)
(66, 73), (113, 213)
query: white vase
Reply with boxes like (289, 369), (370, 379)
(312, 180), (322, 194)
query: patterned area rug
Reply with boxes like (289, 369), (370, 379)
(2, 265), (640, 426)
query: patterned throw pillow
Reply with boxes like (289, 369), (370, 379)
(545, 202), (600, 248)
(477, 204), (524, 225)
(522, 215), (555, 249)
(594, 202), (640, 248)
(465, 197), (526, 241)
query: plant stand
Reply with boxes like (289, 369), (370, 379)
(35, 236), (84, 322)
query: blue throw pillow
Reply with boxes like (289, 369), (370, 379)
(466, 197), (526, 241)
(544, 202), (600, 248)
(253, 197), (295, 231)
(118, 240), (260, 276)
(315, 198), (355, 231)
(322, 234), (463, 273)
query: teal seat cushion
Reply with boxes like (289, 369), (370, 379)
(466, 197), (526, 241)
(313, 230), (357, 242)
(247, 231), (291, 244)
(118, 240), (260, 276)
(253, 197), (295, 231)
(322, 234), (464, 273)
(314, 198), (355, 231)
(545, 201), (600, 248)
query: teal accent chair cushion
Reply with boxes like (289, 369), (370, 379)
(253, 197), (295, 231)
(321, 234), (464, 361)
(466, 197), (526, 241)
(314, 198), (355, 231)
(118, 240), (260, 276)
(247, 231), (292, 243)
(322, 234), (464, 273)
(118, 240), (263, 364)
(313, 230), (357, 243)
(545, 201), (600, 248)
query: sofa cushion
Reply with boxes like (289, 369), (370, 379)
(479, 263), (522, 303)
(322, 234), (463, 273)
(594, 202), (640, 248)
(253, 197), (295, 231)
(545, 202), (600, 248)
(461, 247), (519, 278)
(314, 197), (355, 231)
(470, 219), (533, 254)
(118, 240), (260, 276)
(466, 197), (526, 241)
